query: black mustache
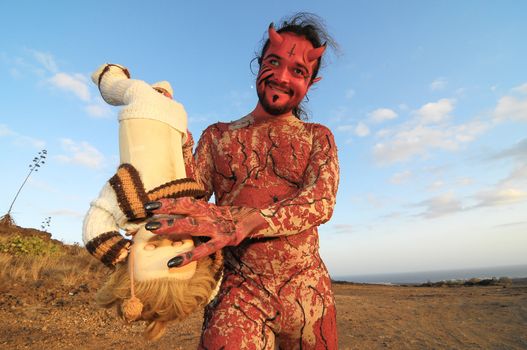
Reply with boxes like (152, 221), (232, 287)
(266, 81), (293, 96)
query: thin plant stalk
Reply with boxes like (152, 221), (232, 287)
(5, 149), (47, 216)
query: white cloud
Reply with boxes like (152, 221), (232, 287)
(0, 124), (45, 149)
(512, 83), (527, 94)
(398, 104), (409, 111)
(345, 89), (355, 99)
(48, 72), (91, 101)
(85, 99), (113, 118)
(430, 78), (447, 91)
(14, 135), (46, 149)
(6, 50), (109, 121)
(85, 104), (111, 118)
(494, 95), (527, 122)
(502, 163), (527, 187)
(412, 183), (527, 219)
(8, 50), (96, 104)
(355, 122), (370, 137)
(494, 83), (527, 122)
(373, 125), (456, 164)
(452, 120), (489, 143)
(428, 177), (472, 191)
(2, 54), (39, 78)
(56, 138), (104, 169)
(337, 122), (370, 137)
(375, 128), (390, 138)
(472, 188), (527, 208)
(389, 170), (412, 185)
(414, 192), (464, 219)
(333, 224), (354, 234)
(370, 108), (397, 123)
(490, 138), (527, 162)
(488, 139), (527, 188)
(493, 221), (527, 229)
(0, 124), (15, 137)
(410, 146), (527, 218)
(414, 98), (454, 124)
(428, 180), (444, 190)
(29, 49), (59, 73)
(366, 193), (384, 208)
(455, 177), (474, 187)
(373, 99), (488, 164)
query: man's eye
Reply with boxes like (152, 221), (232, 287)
(294, 68), (307, 77)
(269, 59), (279, 66)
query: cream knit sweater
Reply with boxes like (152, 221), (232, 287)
(82, 64), (195, 266)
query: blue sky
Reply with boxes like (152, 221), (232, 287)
(1, 1), (526, 277)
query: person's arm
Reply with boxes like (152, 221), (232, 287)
(253, 124), (339, 237)
(82, 183), (133, 267)
(191, 125), (217, 201)
(182, 130), (198, 182)
(144, 124), (339, 267)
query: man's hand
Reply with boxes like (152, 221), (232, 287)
(143, 197), (247, 268)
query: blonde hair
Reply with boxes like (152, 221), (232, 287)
(97, 257), (217, 341)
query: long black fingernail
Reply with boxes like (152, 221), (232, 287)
(145, 201), (162, 211)
(168, 256), (183, 268)
(145, 221), (161, 231)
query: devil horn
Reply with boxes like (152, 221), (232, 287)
(307, 42), (327, 62)
(268, 23), (284, 47)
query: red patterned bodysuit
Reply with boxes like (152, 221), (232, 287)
(186, 113), (339, 349)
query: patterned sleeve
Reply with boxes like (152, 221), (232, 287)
(193, 125), (217, 201)
(256, 124), (339, 237)
(182, 130), (198, 181)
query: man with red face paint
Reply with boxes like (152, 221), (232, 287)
(145, 13), (339, 349)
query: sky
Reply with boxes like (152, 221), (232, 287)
(1, 1), (526, 278)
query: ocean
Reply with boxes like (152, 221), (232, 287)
(334, 264), (527, 284)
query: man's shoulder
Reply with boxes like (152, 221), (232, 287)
(202, 115), (252, 134)
(303, 120), (334, 135)
(201, 115), (334, 135)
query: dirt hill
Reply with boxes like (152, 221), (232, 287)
(1, 224), (526, 349)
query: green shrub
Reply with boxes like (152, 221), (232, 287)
(0, 235), (61, 256)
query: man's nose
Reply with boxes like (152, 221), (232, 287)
(274, 66), (290, 83)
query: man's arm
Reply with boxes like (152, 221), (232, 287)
(144, 124), (339, 267)
(192, 123), (339, 238)
(189, 125), (216, 200)
(253, 124), (339, 237)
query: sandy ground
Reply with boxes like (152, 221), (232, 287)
(1, 279), (526, 349)
(1, 224), (525, 349)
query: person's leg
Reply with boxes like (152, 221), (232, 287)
(199, 273), (277, 350)
(277, 264), (338, 350)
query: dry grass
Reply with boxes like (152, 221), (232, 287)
(0, 224), (110, 294)
(0, 247), (107, 289)
(0, 214), (15, 227)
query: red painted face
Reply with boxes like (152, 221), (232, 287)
(256, 31), (321, 116)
